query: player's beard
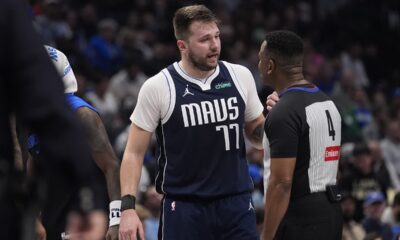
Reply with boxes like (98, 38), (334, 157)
(188, 51), (218, 71)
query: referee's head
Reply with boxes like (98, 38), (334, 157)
(258, 30), (304, 90)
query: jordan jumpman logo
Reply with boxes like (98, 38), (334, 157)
(182, 84), (194, 97)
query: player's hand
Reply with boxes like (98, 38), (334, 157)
(35, 218), (46, 240)
(119, 209), (145, 240)
(106, 225), (119, 240)
(266, 91), (279, 111)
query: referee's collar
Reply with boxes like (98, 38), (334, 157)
(279, 84), (319, 97)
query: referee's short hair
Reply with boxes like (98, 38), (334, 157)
(264, 30), (304, 64)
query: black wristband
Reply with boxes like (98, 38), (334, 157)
(121, 194), (136, 212)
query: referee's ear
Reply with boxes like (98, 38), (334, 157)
(267, 58), (275, 75)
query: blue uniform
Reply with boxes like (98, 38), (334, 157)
(154, 62), (258, 240)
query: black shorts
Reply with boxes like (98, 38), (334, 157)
(159, 192), (259, 240)
(275, 192), (343, 240)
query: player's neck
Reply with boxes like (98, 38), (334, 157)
(178, 60), (216, 80)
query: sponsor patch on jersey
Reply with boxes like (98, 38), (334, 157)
(215, 82), (232, 89)
(325, 146), (340, 161)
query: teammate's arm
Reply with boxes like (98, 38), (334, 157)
(119, 123), (151, 240)
(244, 113), (265, 150)
(262, 157), (296, 240)
(76, 107), (121, 240)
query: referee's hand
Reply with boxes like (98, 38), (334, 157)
(119, 209), (145, 240)
(266, 91), (279, 111)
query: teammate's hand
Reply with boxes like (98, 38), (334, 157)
(266, 91), (279, 111)
(106, 225), (119, 240)
(119, 209), (145, 240)
(35, 218), (46, 240)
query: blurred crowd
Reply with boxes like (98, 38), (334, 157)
(29, 0), (400, 239)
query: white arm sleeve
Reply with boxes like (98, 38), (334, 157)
(226, 62), (264, 122)
(130, 72), (169, 132)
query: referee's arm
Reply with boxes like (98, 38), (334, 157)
(262, 101), (299, 240)
(262, 157), (296, 240)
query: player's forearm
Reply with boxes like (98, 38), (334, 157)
(91, 149), (122, 200)
(262, 178), (292, 240)
(249, 122), (265, 149)
(103, 159), (121, 201)
(120, 152), (144, 197)
(245, 115), (265, 150)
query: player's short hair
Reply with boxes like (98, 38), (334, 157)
(264, 30), (304, 64)
(173, 4), (219, 40)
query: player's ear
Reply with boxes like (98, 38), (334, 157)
(267, 58), (275, 75)
(177, 40), (187, 52)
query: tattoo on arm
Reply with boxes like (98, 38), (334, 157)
(252, 123), (264, 145)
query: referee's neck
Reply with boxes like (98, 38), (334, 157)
(276, 73), (306, 94)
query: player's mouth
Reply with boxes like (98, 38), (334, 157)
(207, 53), (219, 60)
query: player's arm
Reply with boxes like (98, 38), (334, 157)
(76, 107), (121, 240)
(262, 157), (296, 240)
(119, 123), (151, 240)
(77, 107), (121, 200)
(232, 64), (265, 150)
(244, 113), (265, 150)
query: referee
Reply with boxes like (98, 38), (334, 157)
(260, 30), (343, 240)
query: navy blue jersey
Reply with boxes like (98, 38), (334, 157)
(155, 62), (253, 198)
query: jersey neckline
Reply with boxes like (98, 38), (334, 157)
(173, 62), (220, 91)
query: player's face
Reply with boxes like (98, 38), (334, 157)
(186, 21), (221, 71)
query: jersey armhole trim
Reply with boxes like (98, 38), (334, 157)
(222, 61), (247, 105)
(161, 69), (175, 124)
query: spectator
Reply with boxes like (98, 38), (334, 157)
(341, 192), (366, 240)
(34, 0), (73, 46)
(381, 192), (400, 227)
(85, 18), (123, 76)
(85, 74), (118, 117)
(361, 191), (393, 240)
(339, 142), (388, 221)
(381, 119), (400, 190)
(107, 57), (147, 110)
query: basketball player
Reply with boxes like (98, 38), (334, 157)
(119, 4), (265, 240)
(0, 1), (101, 238)
(260, 30), (343, 240)
(29, 46), (121, 240)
